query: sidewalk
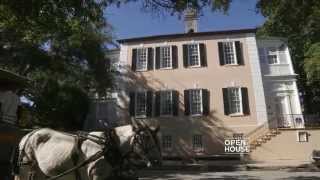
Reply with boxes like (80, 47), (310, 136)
(147, 159), (319, 172)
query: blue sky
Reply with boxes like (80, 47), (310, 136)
(105, 0), (265, 40)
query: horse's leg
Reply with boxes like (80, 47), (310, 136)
(14, 164), (32, 180)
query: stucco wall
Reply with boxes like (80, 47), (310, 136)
(250, 129), (320, 162)
(117, 33), (265, 157)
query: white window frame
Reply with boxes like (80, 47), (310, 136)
(162, 135), (173, 151)
(159, 46), (172, 69)
(193, 134), (204, 151)
(187, 44), (201, 68)
(228, 87), (243, 116)
(134, 92), (147, 118)
(297, 131), (308, 142)
(189, 89), (203, 116)
(267, 48), (280, 65)
(136, 48), (148, 71)
(222, 41), (238, 65)
(160, 91), (173, 116)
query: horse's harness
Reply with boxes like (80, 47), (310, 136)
(13, 128), (159, 180)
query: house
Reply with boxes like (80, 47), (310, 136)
(88, 10), (320, 163)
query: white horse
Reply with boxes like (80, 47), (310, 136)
(13, 124), (161, 180)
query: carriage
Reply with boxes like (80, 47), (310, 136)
(0, 69), (29, 179)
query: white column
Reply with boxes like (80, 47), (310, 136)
(245, 34), (268, 126)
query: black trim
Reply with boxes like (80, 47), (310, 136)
(173, 90), (179, 116)
(155, 91), (160, 117)
(131, 49), (137, 71)
(218, 42), (225, 65)
(172, 46), (178, 69)
(184, 90), (190, 115)
(241, 87), (250, 115)
(235, 41), (244, 65)
(147, 48), (154, 70)
(155, 47), (160, 69)
(129, 92), (135, 116)
(118, 28), (257, 43)
(183, 45), (188, 67)
(202, 89), (210, 116)
(222, 88), (229, 115)
(146, 91), (153, 117)
(199, 43), (207, 67)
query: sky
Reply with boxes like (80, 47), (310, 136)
(105, 0), (266, 40)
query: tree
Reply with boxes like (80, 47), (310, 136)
(256, 0), (320, 113)
(0, 0), (112, 129)
(0, 0), (231, 129)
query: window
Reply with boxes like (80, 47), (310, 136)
(160, 46), (172, 69)
(193, 134), (203, 151)
(223, 87), (249, 116)
(189, 89), (202, 115)
(135, 92), (147, 117)
(223, 42), (237, 65)
(297, 132), (308, 142)
(228, 88), (242, 115)
(162, 135), (172, 150)
(160, 91), (173, 116)
(267, 48), (279, 64)
(136, 48), (148, 71)
(187, 44), (200, 67)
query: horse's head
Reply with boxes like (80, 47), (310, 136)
(129, 122), (162, 168)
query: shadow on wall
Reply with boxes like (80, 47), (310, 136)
(114, 66), (236, 160)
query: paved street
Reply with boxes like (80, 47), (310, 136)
(139, 170), (320, 180)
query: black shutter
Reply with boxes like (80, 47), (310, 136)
(184, 90), (190, 115)
(183, 44), (188, 67)
(222, 88), (230, 115)
(132, 49), (137, 71)
(155, 91), (160, 117)
(146, 91), (153, 117)
(147, 48), (154, 70)
(202, 89), (210, 116)
(235, 41), (244, 65)
(241, 87), (250, 115)
(199, 43), (207, 67)
(155, 47), (160, 69)
(129, 92), (135, 116)
(172, 46), (178, 69)
(172, 90), (179, 116)
(218, 42), (225, 65)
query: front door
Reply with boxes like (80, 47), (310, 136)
(275, 96), (292, 128)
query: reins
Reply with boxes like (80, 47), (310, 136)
(18, 127), (160, 180)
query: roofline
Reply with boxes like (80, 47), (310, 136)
(0, 68), (30, 87)
(117, 28), (258, 44)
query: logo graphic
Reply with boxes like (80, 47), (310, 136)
(224, 136), (250, 154)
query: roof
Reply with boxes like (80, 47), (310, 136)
(117, 28), (258, 43)
(0, 69), (29, 87)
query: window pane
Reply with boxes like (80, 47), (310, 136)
(136, 48), (147, 70)
(267, 48), (278, 64)
(162, 135), (172, 150)
(136, 92), (147, 116)
(193, 134), (203, 150)
(188, 44), (200, 66)
(190, 89), (202, 115)
(160, 46), (171, 68)
(160, 91), (173, 115)
(223, 42), (236, 65)
(229, 88), (242, 114)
